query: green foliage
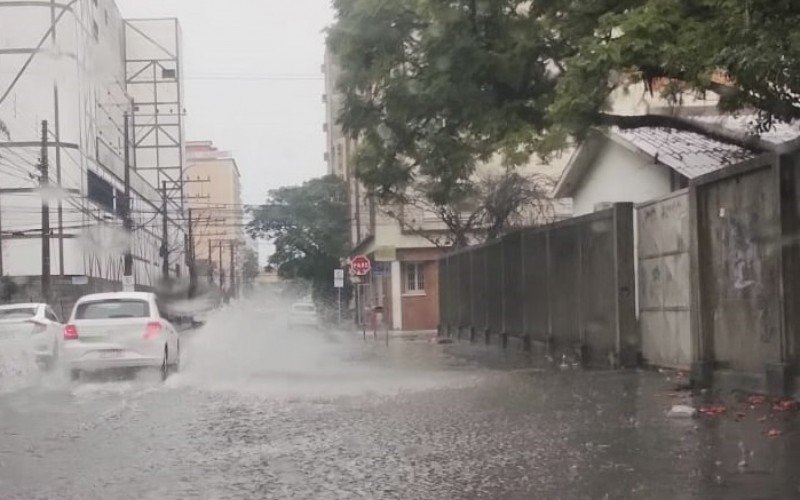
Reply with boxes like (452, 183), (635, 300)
(330, 0), (800, 202)
(247, 175), (350, 301)
(241, 247), (260, 287)
(556, 0), (800, 136)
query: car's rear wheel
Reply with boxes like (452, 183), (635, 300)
(160, 347), (169, 381)
(69, 369), (80, 382)
(171, 341), (180, 374)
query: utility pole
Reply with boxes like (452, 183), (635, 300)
(229, 240), (236, 300)
(218, 241), (224, 288)
(187, 208), (197, 298)
(122, 111), (133, 277)
(207, 239), (214, 284)
(39, 120), (51, 303)
(0, 191), (4, 276)
(161, 180), (169, 280)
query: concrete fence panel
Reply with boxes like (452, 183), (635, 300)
(486, 242), (504, 336)
(502, 231), (523, 335)
(693, 157), (783, 387)
(457, 251), (472, 330)
(637, 190), (692, 369)
(548, 223), (582, 353)
(440, 203), (638, 367)
(580, 213), (618, 364)
(471, 246), (487, 332)
(521, 230), (549, 342)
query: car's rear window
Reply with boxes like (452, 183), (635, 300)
(292, 304), (315, 313)
(76, 300), (150, 319)
(0, 307), (37, 320)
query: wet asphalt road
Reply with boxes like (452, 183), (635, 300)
(1, 303), (799, 499)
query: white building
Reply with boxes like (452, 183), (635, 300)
(0, 0), (186, 305)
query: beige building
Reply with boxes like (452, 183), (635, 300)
(185, 141), (245, 295)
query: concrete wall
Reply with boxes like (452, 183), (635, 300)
(688, 153), (800, 395)
(637, 190), (692, 369)
(572, 141), (672, 216)
(440, 204), (638, 368)
(692, 156), (786, 392)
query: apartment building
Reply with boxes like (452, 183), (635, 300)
(0, 0), (186, 308)
(185, 141), (245, 297)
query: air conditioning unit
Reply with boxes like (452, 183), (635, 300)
(594, 202), (614, 212)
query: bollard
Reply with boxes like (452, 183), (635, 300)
(469, 326), (476, 343)
(501, 333), (508, 349)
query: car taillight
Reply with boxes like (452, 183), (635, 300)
(63, 324), (79, 340)
(143, 321), (162, 340)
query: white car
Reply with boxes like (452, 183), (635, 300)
(61, 292), (180, 381)
(288, 302), (319, 329)
(0, 303), (63, 370)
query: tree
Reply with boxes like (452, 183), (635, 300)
(247, 175), (350, 302)
(551, 0), (800, 140)
(328, 0), (799, 205)
(241, 247), (260, 290)
(382, 170), (556, 248)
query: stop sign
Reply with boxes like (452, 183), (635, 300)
(350, 255), (372, 276)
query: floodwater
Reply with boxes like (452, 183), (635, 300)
(1, 298), (799, 499)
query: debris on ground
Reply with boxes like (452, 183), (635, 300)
(668, 405), (697, 418)
(699, 404), (727, 416)
(772, 399), (798, 413)
(766, 428), (783, 438)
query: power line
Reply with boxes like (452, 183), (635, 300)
(185, 74), (324, 82)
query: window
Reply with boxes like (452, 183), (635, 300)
(76, 300), (150, 319)
(45, 308), (60, 323)
(88, 171), (114, 213)
(404, 262), (425, 293)
(0, 307), (37, 320)
(114, 189), (127, 217)
(161, 68), (177, 79)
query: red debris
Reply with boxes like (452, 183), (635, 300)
(699, 405), (727, 416)
(734, 411), (747, 420)
(766, 428), (783, 438)
(746, 395), (768, 406)
(757, 416), (768, 423)
(771, 399), (798, 413)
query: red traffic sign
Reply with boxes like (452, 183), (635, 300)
(350, 255), (372, 276)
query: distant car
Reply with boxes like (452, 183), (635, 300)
(288, 302), (319, 329)
(61, 292), (180, 381)
(0, 303), (63, 370)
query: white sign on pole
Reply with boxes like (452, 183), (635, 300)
(121, 275), (135, 292)
(333, 269), (345, 288)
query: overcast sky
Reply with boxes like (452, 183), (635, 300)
(117, 0), (334, 205)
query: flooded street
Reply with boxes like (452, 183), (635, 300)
(1, 302), (799, 500)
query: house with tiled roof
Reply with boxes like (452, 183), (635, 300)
(553, 116), (800, 215)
